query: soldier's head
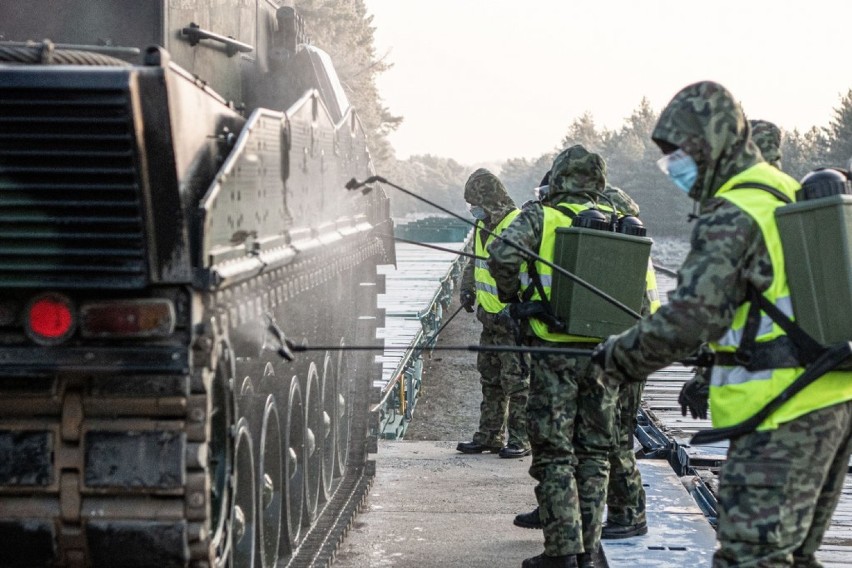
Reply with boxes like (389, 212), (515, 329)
(463, 168), (514, 220)
(652, 81), (762, 203)
(603, 184), (640, 216)
(749, 119), (782, 169)
(547, 145), (606, 204)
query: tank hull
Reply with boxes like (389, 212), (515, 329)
(0, 5), (391, 565)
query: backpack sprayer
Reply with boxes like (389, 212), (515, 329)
(692, 168), (852, 444)
(268, 175), (716, 363)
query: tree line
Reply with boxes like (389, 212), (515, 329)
(297, 1), (852, 238)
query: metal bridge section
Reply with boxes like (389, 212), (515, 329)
(337, 253), (852, 567)
(372, 216), (470, 440)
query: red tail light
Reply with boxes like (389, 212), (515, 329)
(26, 294), (76, 345)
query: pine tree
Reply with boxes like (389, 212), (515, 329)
(559, 112), (610, 153)
(295, 0), (402, 167)
(825, 89), (852, 169)
(782, 127), (831, 181)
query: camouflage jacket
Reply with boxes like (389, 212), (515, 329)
(487, 145), (603, 301)
(749, 119), (782, 169)
(607, 81), (783, 378)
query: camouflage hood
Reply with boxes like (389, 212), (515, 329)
(651, 81), (762, 203)
(749, 119), (782, 169)
(603, 184), (640, 216)
(463, 168), (516, 221)
(547, 145), (606, 203)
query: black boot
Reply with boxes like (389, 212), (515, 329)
(499, 444), (531, 458)
(521, 553), (578, 568)
(513, 506), (542, 529)
(576, 552), (596, 568)
(455, 440), (501, 454)
(601, 520), (648, 539)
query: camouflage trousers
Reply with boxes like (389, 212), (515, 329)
(606, 379), (646, 526)
(526, 337), (617, 556)
(471, 310), (530, 449)
(713, 400), (852, 568)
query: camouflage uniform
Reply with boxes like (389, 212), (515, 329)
(605, 377), (645, 527)
(597, 183), (649, 530)
(488, 146), (617, 558)
(595, 81), (852, 567)
(460, 169), (530, 451)
(749, 119), (782, 169)
(684, 118), (782, 476)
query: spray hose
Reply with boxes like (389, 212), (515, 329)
(349, 175), (641, 320)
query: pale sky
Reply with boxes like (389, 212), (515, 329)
(364, 0), (852, 165)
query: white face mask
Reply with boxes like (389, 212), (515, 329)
(656, 149), (698, 193)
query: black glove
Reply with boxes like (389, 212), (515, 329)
(678, 374), (710, 419)
(460, 290), (475, 313)
(496, 286), (520, 304)
(686, 344), (715, 368)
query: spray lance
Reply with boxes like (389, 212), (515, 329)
(385, 176), (713, 369)
(339, 176), (852, 447)
(270, 175), (709, 363)
(348, 175), (641, 320)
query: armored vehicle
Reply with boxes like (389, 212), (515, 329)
(0, 1), (394, 566)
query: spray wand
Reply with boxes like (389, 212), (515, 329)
(349, 175), (641, 320)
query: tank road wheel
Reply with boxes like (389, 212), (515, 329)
(335, 344), (351, 475)
(238, 376), (255, 417)
(283, 376), (305, 556)
(210, 345), (236, 568)
(320, 352), (337, 498)
(304, 363), (322, 522)
(231, 418), (257, 568)
(257, 395), (283, 568)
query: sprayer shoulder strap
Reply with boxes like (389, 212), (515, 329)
(521, 204), (576, 311)
(521, 260), (548, 304)
(735, 285), (825, 367)
(729, 182), (793, 204)
(693, 341), (851, 445)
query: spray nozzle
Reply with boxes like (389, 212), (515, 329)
(345, 175), (385, 193)
(265, 313), (295, 361)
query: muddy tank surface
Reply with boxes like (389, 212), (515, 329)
(0, 1), (394, 567)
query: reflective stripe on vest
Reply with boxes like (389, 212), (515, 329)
(645, 258), (661, 314)
(523, 204), (599, 343)
(707, 162), (852, 430)
(474, 210), (521, 313)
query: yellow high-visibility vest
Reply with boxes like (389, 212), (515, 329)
(709, 162), (852, 430)
(522, 204), (600, 343)
(473, 210), (521, 314)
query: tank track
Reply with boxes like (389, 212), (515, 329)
(0, 356), (205, 568)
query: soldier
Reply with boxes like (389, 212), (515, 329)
(684, 117), (785, 438)
(488, 145), (616, 568)
(592, 80), (852, 567)
(749, 119), (783, 169)
(456, 168), (531, 459)
(598, 184), (659, 540)
(513, 182), (659, 540)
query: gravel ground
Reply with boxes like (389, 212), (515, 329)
(403, 237), (690, 442)
(404, 292), (483, 442)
